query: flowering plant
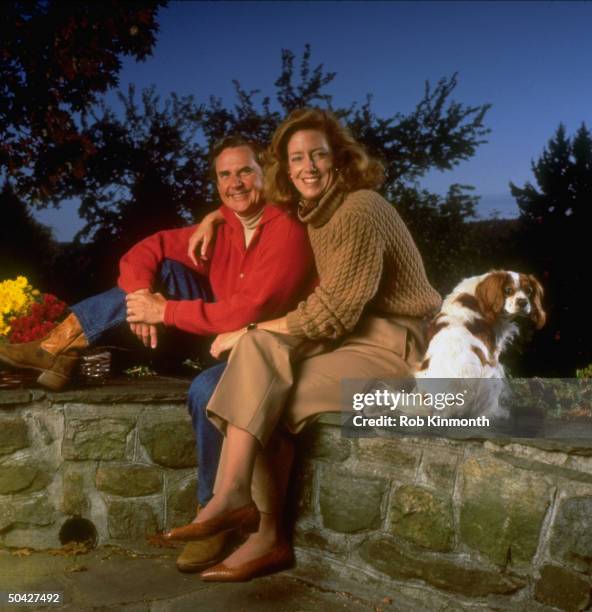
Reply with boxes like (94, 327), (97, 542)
(0, 276), (67, 343)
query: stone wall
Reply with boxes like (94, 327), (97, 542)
(1, 381), (592, 610)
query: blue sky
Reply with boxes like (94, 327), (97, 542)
(36, 1), (592, 240)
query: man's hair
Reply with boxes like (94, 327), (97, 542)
(209, 136), (265, 181)
(264, 107), (385, 205)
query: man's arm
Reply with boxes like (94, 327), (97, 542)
(118, 226), (209, 293)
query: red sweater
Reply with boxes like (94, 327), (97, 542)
(118, 204), (315, 335)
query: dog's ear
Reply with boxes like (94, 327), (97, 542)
(527, 274), (546, 329)
(475, 271), (507, 323)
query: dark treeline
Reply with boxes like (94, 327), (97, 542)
(1, 3), (589, 376)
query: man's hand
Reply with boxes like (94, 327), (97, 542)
(129, 322), (159, 349)
(210, 328), (248, 359)
(126, 290), (167, 325)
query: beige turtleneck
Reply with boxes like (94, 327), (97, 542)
(235, 207), (264, 248)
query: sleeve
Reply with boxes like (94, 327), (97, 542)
(163, 219), (315, 336)
(285, 209), (384, 340)
(118, 226), (208, 293)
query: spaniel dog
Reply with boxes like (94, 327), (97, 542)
(414, 271), (546, 418)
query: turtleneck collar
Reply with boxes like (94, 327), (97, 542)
(297, 177), (346, 228)
(234, 206), (264, 230)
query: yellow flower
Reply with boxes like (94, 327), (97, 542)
(0, 276), (36, 338)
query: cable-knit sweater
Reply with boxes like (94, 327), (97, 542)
(285, 181), (442, 339)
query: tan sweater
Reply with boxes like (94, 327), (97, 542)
(285, 182), (442, 339)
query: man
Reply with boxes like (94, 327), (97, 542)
(0, 136), (315, 571)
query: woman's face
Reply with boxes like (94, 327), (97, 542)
(287, 129), (335, 202)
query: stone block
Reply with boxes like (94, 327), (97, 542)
(298, 427), (351, 462)
(61, 468), (89, 516)
(166, 475), (197, 529)
(107, 500), (159, 540)
(459, 455), (553, 566)
(319, 465), (386, 533)
(96, 464), (162, 497)
(359, 537), (525, 597)
(550, 496), (592, 572)
(0, 460), (52, 494)
(534, 564), (591, 611)
(0, 497), (56, 531)
(418, 445), (460, 490)
(63, 417), (134, 460)
(355, 437), (420, 480)
(0, 417), (29, 455)
(139, 420), (196, 468)
(388, 484), (454, 552)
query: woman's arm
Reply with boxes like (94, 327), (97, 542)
(187, 209), (225, 265)
(209, 316), (290, 359)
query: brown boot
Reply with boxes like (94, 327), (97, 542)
(176, 532), (228, 573)
(0, 313), (87, 391)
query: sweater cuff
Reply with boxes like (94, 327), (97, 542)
(286, 310), (306, 337)
(163, 301), (177, 327)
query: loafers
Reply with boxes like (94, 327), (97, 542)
(199, 543), (294, 582)
(164, 502), (259, 542)
(175, 532), (228, 573)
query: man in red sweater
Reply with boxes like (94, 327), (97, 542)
(0, 137), (315, 572)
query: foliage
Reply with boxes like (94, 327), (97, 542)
(42, 46), (491, 292)
(511, 123), (592, 375)
(0, 183), (58, 285)
(1, 0), (166, 200)
(576, 364), (592, 379)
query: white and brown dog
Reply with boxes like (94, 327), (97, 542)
(414, 271), (546, 420)
(416, 270), (546, 379)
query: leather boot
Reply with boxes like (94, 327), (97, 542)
(0, 313), (88, 391)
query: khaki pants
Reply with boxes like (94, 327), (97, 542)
(208, 314), (426, 512)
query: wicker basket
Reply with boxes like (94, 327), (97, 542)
(77, 348), (112, 384)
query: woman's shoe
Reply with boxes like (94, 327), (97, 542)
(199, 543), (294, 582)
(164, 502), (259, 542)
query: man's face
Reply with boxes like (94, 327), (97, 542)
(215, 145), (264, 216)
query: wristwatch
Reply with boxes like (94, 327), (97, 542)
(246, 322), (257, 331)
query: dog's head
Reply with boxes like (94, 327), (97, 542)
(475, 270), (546, 329)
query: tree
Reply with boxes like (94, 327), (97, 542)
(510, 123), (592, 375)
(58, 46), (490, 290)
(0, 183), (57, 284)
(0, 0), (166, 201)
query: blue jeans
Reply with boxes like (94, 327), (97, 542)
(71, 258), (223, 506)
(187, 362), (226, 506)
(71, 259), (213, 344)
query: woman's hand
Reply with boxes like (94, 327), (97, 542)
(210, 328), (248, 359)
(126, 291), (167, 325)
(188, 209), (225, 265)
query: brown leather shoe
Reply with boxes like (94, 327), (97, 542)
(164, 502), (259, 542)
(175, 532), (227, 573)
(199, 543), (294, 582)
(0, 313), (87, 391)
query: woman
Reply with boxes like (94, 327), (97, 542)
(166, 108), (442, 580)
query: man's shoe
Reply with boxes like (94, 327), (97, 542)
(199, 543), (294, 582)
(164, 502), (259, 542)
(176, 532), (228, 573)
(0, 313), (87, 391)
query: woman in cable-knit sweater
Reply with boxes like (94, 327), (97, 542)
(165, 108), (441, 580)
